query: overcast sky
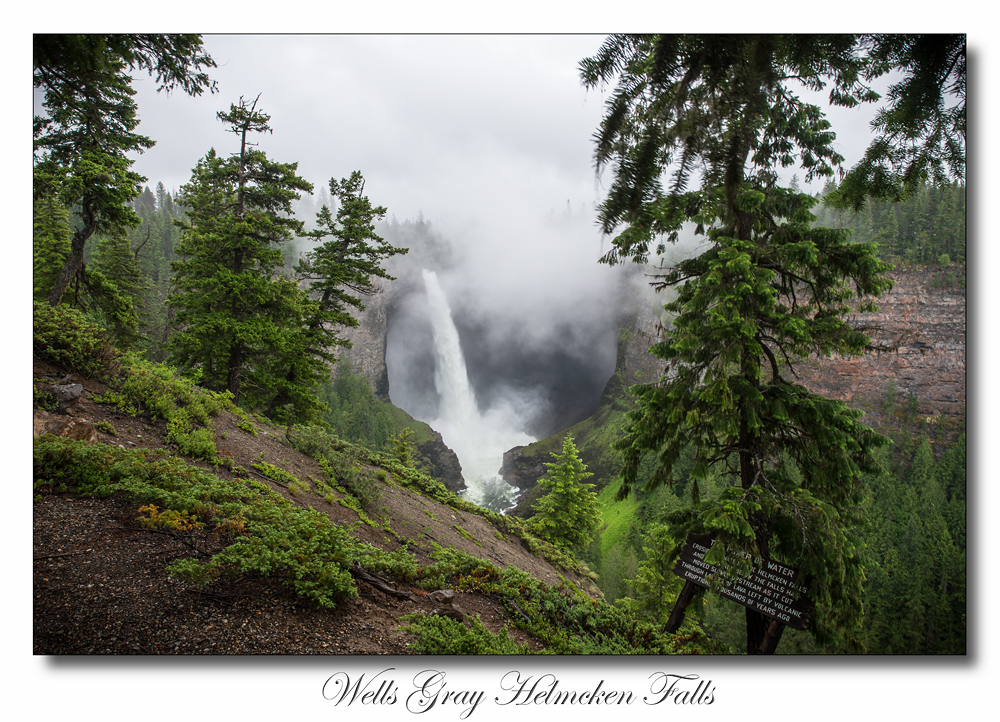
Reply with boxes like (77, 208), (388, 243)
(21, 28), (992, 720)
(127, 34), (893, 232)
(131, 35), (611, 225)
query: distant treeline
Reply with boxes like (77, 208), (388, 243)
(813, 180), (966, 265)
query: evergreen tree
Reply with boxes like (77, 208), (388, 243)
(318, 365), (395, 450)
(135, 185), (157, 216)
(937, 433), (967, 551)
(86, 231), (149, 346)
(168, 97), (313, 405)
(858, 433), (966, 654)
(530, 435), (601, 552)
(261, 171), (407, 420)
(33, 194), (72, 300)
(155, 181), (169, 210)
(813, 179), (965, 264)
(832, 35), (965, 211)
(582, 35), (901, 652)
(296, 171), (407, 335)
(620, 523), (685, 624)
(389, 428), (417, 468)
(34, 34), (216, 306)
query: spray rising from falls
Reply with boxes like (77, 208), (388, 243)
(421, 269), (534, 512)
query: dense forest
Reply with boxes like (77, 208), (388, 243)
(568, 385), (967, 655)
(812, 178), (966, 267)
(33, 34), (965, 655)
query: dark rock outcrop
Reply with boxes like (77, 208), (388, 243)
(39, 383), (85, 410)
(417, 431), (466, 494)
(499, 445), (548, 492)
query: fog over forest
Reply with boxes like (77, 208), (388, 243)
(114, 35), (892, 453)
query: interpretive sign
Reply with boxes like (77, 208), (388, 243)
(672, 535), (813, 631)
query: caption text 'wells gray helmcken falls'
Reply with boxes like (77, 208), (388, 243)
(323, 668), (716, 718)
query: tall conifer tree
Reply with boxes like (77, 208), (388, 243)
(295, 173), (406, 348)
(261, 171), (407, 421)
(168, 97), (313, 404)
(33, 194), (72, 301)
(86, 232), (148, 347)
(530, 435), (601, 551)
(33, 34), (216, 306)
(580, 34), (934, 652)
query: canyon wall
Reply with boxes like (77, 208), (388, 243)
(606, 265), (967, 428)
(796, 266), (966, 429)
(333, 269), (416, 399)
(604, 265), (968, 429)
(499, 264), (966, 505)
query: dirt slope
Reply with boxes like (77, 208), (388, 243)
(32, 358), (594, 655)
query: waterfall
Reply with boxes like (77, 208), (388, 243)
(421, 269), (533, 511)
(422, 269), (478, 428)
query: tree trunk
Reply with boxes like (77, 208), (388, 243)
(756, 619), (787, 654)
(665, 579), (698, 634)
(46, 197), (96, 306)
(226, 344), (242, 404)
(746, 608), (773, 654)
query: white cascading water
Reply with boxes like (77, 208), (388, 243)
(421, 269), (534, 511)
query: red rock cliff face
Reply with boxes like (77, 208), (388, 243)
(796, 267), (966, 427)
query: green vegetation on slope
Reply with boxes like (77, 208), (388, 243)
(33, 305), (725, 653)
(538, 374), (967, 654)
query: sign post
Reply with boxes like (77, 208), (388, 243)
(666, 534), (814, 652)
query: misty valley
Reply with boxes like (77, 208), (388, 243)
(33, 33), (966, 658)
(385, 265), (617, 512)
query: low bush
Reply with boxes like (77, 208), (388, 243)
(116, 353), (222, 423)
(94, 420), (117, 436)
(34, 385), (59, 412)
(251, 459), (300, 487)
(33, 302), (120, 381)
(33, 437), (365, 608)
(287, 425), (382, 511)
(404, 545), (724, 655)
(399, 613), (528, 654)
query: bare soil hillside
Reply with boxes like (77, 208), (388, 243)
(32, 357), (596, 655)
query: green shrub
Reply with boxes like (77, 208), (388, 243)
(335, 459), (382, 511)
(252, 460), (300, 487)
(400, 613), (528, 654)
(117, 354), (221, 422)
(287, 424), (349, 458)
(94, 420), (117, 436)
(33, 437), (364, 608)
(33, 302), (120, 381)
(91, 390), (137, 415)
(287, 426), (382, 510)
(173, 505), (359, 608)
(34, 386), (59, 412)
(165, 408), (217, 461)
(406, 546), (724, 655)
